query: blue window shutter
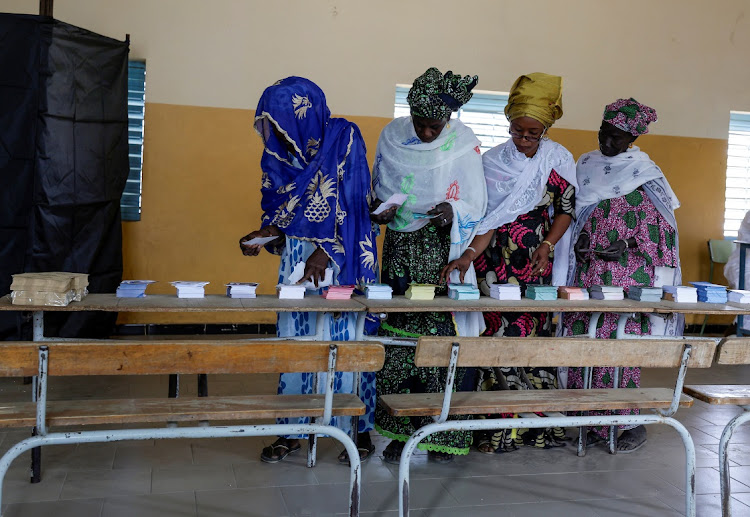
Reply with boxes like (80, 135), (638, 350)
(122, 60), (146, 221)
(394, 86), (509, 153)
(725, 111), (750, 237)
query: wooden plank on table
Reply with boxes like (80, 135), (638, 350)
(655, 300), (750, 315)
(414, 336), (717, 369)
(683, 385), (750, 405)
(0, 293), (120, 312)
(715, 337), (750, 365)
(0, 394), (365, 428)
(379, 388), (692, 416)
(362, 296), (657, 313)
(0, 341), (385, 376)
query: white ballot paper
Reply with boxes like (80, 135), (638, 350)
(287, 261), (334, 289)
(372, 193), (408, 215)
(241, 236), (278, 246)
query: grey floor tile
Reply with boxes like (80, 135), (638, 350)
(419, 500), (600, 517)
(102, 491), (197, 517)
(2, 469), (67, 504)
(3, 498), (103, 517)
(362, 479), (459, 512)
(113, 441), (193, 469)
(151, 464), (235, 493)
(234, 460), (318, 488)
(196, 486), (288, 516)
(588, 497), (683, 516)
(60, 468), (151, 500)
(653, 466), (750, 495)
(191, 437), (267, 465)
(440, 476), (543, 506)
(723, 443), (750, 466)
(280, 483), (357, 515)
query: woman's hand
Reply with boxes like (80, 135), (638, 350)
(428, 202), (453, 228)
(239, 226), (283, 256)
(440, 254), (473, 284)
(369, 199), (398, 225)
(530, 243), (551, 277)
(301, 247), (329, 287)
(574, 232), (590, 263)
(597, 238), (635, 261)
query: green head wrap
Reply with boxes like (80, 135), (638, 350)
(407, 67), (479, 120)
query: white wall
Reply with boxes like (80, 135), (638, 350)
(4, 0), (750, 138)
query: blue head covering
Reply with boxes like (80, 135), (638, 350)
(254, 77), (377, 286)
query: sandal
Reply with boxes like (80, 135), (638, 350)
(338, 439), (376, 465)
(260, 437), (301, 463)
(428, 451), (454, 463)
(476, 440), (496, 454)
(616, 426), (647, 454)
(382, 440), (405, 465)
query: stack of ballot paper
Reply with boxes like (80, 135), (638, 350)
(277, 284), (306, 300)
(10, 272), (89, 306)
(405, 283), (436, 300)
(490, 283), (522, 300)
(117, 280), (155, 298)
(558, 286), (589, 300)
(240, 235), (279, 247)
(226, 282), (258, 299)
(448, 283), (480, 300)
(728, 290), (750, 304)
(170, 281), (209, 298)
(589, 285), (624, 300)
(365, 283), (393, 299)
(627, 286), (663, 302)
(662, 285), (698, 303)
(526, 285), (558, 300)
(323, 285), (356, 300)
(287, 262), (334, 290)
(690, 282), (728, 303)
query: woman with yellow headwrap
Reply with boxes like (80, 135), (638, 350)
(442, 73), (577, 453)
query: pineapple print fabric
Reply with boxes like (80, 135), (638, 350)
(254, 77), (377, 286)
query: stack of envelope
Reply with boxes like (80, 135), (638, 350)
(589, 285), (624, 300)
(490, 283), (522, 300)
(277, 284), (306, 300)
(226, 282), (258, 299)
(447, 283), (480, 300)
(10, 272), (89, 306)
(170, 281), (209, 299)
(728, 289), (750, 304)
(323, 285), (356, 300)
(558, 286), (589, 300)
(662, 285), (698, 303)
(365, 283), (393, 300)
(405, 284), (436, 300)
(525, 285), (558, 300)
(117, 280), (155, 298)
(627, 286), (663, 302)
(690, 282), (728, 303)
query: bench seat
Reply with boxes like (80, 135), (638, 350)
(0, 393), (364, 428)
(380, 388), (693, 417)
(683, 385), (750, 405)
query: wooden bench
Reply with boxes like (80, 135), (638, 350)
(0, 340), (385, 517)
(684, 336), (750, 517)
(379, 336), (717, 517)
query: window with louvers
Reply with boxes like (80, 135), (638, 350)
(122, 60), (146, 221)
(725, 111), (750, 237)
(394, 85), (509, 153)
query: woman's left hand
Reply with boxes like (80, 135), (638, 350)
(428, 202), (453, 228)
(530, 244), (551, 277)
(598, 240), (628, 261)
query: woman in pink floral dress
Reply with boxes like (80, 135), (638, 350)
(563, 98), (682, 452)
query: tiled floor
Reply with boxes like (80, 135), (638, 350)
(1, 357), (750, 515)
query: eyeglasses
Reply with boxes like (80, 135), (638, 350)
(508, 127), (547, 142)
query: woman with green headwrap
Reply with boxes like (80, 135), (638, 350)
(442, 73), (577, 453)
(371, 67), (487, 463)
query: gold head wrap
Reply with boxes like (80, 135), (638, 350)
(504, 73), (563, 128)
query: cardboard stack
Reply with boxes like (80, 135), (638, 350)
(627, 286), (663, 302)
(277, 284), (306, 300)
(525, 285), (558, 301)
(226, 283), (258, 299)
(662, 285), (698, 303)
(589, 285), (624, 300)
(489, 283), (522, 300)
(405, 284), (436, 300)
(690, 282), (728, 303)
(170, 281), (209, 299)
(10, 272), (89, 306)
(728, 289), (750, 304)
(364, 284), (393, 300)
(323, 285), (356, 300)
(447, 283), (480, 300)
(117, 280), (155, 298)
(558, 286), (589, 300)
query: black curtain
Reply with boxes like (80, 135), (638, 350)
(0, 14), (129, 339)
